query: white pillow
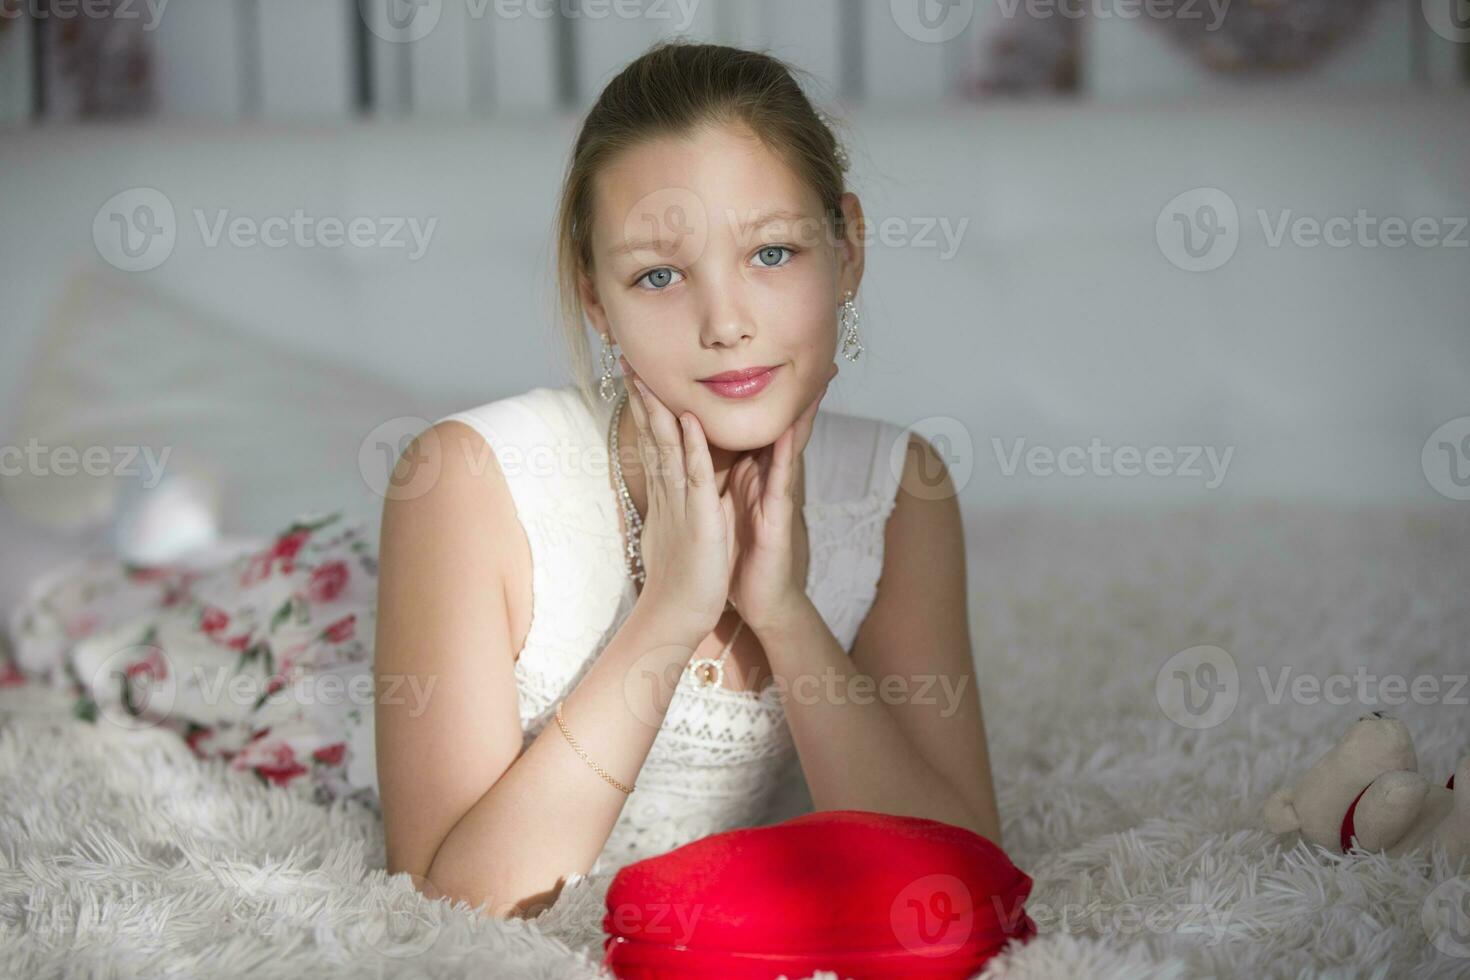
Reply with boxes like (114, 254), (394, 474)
(0, 266), (437, 540)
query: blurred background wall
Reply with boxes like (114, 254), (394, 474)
(1, 1), (1468, 565)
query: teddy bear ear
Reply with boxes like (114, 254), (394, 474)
(1263, 787), (1301, 833)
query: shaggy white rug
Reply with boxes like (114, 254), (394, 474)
(2, 501), (1468, 979)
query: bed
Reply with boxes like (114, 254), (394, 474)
(3, 500), (1467, 978)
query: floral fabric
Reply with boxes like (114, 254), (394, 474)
(3, 510), (380, 807)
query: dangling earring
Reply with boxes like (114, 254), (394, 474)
(839, 290), (864, 362)
(598, 332), (618, 401)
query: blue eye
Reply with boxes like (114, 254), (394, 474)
(636, 267), (683, 291)
(754, 245), (794, 268)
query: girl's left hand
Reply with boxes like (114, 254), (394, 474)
(723, 362), (839, 633)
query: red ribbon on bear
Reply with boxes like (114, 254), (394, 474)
(1341, 773), (1458, 852)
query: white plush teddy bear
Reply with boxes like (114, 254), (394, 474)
(1262, 712), (1469, 868)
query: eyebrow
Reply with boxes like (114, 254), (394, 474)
(607, 206), (809, 258)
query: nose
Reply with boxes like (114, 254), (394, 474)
(697, 282), (755, 350)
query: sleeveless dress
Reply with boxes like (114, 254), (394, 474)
(2, 380), (909, 876)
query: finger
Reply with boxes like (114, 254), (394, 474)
(633, 377), (688, 491)
(620, 359), (662, 496)
(765, 426), (796, 504)
(678, 411), (716, 499)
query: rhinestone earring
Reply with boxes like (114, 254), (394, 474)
(598, 332), (618, 401)
(839, 290), (864, 362)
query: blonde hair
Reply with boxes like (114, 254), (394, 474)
(550, 39), (852, 417)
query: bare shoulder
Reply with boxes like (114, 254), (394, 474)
(377, 418), (520, 588)
(877, 430), (967, 602)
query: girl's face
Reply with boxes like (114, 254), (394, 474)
(580, 121), (863, 452)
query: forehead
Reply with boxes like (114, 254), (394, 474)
(590, 122), (820, 257)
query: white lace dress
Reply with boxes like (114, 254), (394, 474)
(428, 379), (908, 875)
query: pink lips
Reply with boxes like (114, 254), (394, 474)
(697, 365), (780, 399)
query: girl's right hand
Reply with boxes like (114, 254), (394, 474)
(619, 356), (732, 638)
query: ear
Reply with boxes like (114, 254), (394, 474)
(1263, 786), (1301, 834)
(577, 270), (610, 336)
(835, 191), (865, 298)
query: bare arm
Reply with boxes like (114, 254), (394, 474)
(751, 433), (1001, 844)
(374, 420), (703, 918)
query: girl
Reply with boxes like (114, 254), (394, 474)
(373, 40), (999, 919)
(6, 39), (1000, 925)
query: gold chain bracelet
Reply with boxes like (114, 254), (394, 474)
(555, 700), (635, 795)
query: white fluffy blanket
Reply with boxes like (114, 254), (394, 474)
(2, 502), (1467, 978)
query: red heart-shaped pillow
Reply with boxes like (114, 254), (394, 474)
(602, 809), (1037, 979)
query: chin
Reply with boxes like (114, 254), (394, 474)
(693, 395), (804, 453)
